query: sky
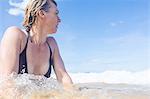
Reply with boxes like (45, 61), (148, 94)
(0, 0), (149, 73)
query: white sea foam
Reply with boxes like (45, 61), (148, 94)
(0, 72), (150, 99)
(0, 69), (149, 85)
(66, 69), (150, 85)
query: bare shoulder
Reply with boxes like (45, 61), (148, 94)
(0, 26), (26, 53)
(47, 36), (58, 49)
(0, 26), (25, 74)
(47, 36), (57, 44)
(1, 26), (25, 41)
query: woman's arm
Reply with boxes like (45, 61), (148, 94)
(48, 37), (73, 85)
(0, 26), (22, 76)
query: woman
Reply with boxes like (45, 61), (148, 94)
(0, 0), (73, 85)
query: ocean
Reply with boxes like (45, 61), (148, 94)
(0, 69), (150, 99)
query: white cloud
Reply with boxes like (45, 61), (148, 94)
(8, 0), (70, 16)
(109, 20), (125, 27)
(8, 0), (28, 16)
(110, 22), (117, 27)
(118, 20), (124, 24)
(9, 0), (28, 9)
(100, 29), (148, 46)
(8, 8), (24, 16)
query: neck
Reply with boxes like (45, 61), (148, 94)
(29, 27), (47, 46)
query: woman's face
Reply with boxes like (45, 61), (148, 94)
(44, 1), (61, 34)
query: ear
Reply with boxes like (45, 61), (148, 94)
(37, 10), (46, 18)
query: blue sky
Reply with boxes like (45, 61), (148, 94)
(0, 0), (149, 73)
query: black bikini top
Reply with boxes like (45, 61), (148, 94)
(18, 35), (52, 78)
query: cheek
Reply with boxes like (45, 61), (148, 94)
(47, 21), (56, 33)
(47, 16), (57, 26)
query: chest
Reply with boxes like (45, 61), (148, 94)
(26, 42), (52, 74)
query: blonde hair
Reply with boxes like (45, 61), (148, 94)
(22, 0), (57, 33)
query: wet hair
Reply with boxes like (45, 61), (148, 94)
(22, 0), (57, 33)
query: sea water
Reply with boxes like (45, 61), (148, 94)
(0, 72), (150, 99)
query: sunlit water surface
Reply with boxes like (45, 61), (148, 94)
(0, 73), (150, 99)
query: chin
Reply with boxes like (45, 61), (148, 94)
(48, 32), (56, 35)
(48, 29), (57, 34)
(52, 29), (57, 33)
(52, 30), (57, 34)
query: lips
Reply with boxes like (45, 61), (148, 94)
(56, 24), (58, 28)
